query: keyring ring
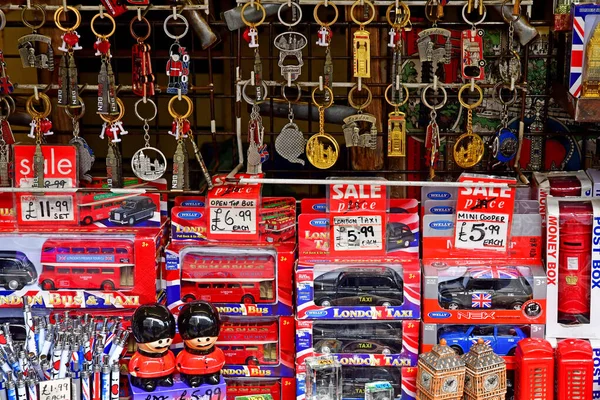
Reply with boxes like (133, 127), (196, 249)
(461, 4), (487, 26)
(425, 0), (441, 23)
(3, 96), (15, 116)
(163, 13), (189, 40)
(348, 84), (373, 111)
(135, 98), (158, 122)
(0, 10), (6, 31)
(26, 93), (52, 119)
(278, 2), (302, 27)
(130, 16), (151, 42)
(91, 13), (116, 39)
(458, 83), (484, 109)
(168, 95), (193, 120)
(242, 81), (269, 105)
(493, 83), (518, 106)
(64, 97), (86, 120)
(350, 0), (376, 26)
(99, 98), (125, 123)
(21, 4), (46, 31)
(0, 98), (12, 120)
(241, 2), (267, 28)
(384, 84), (409, 108)
(501, 0), (521, 23)
(314, 1), (339, 27)
(282, 82), (302, 103)
(386, 3), (410, 28)
(312, 86), (334, 109)
(421, 85), (448, 110)
(54, 6), (81, 32)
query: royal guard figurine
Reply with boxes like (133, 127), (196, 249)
(129, 304), (176, 392)
(166, 43), (189, 94)
(176, 301), (225, 387)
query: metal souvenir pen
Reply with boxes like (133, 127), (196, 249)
(70, 370), (81, 400)
(28, 354), (43, 381)
(5, 376), (15, 400)
(37, 318), (46, 354)
(71, 336), (82, 373)
(0, 359), (13, 380)
(26, 377), (37, 400)
(81, 369), (91, 400)
(107, 331), (128, 364)
(0, 375), (6, 400)
(83, 331), (93, 364)
(40, 325), (54, 359)
(58, 339), (71, 379)
(50, 335), (62, 380)
(16, 353), (28, 379)
(101, 362), (110, 400)
(14, 375), (25, 400)
(22, 299), (37, 357)
(109, 362), (119, 400)
(39, 358), (50, 381)
(5, 352), (21, 375)
(92, 356), (101, 400)
(2, 325), (14, 354)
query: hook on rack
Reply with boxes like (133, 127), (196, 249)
(173, 6), (178, 20)
(99, 5), (104, 18)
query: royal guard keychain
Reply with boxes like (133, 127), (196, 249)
(491, 83), (519, 169)
(129, 304), (176, 392)
(314, 1), (338, 99)
(91, 12), (118, 116)
(66, 98), (95, 183)
(132, 99), (166, 182)
(164, 12), (190, 95)
(384, 84), (410, 158)
(26, 93), (54, 189)
(453, 83), (485, 169)
(275, 83), (306, 165)
(55, 6), (82, 109)
(176, 301), (225, 387)
(421, 84), (448, 179)
(344, 84), (378, 150)
(242, 81), (269, 174)
(131, 15), (155, 98)
(168, 95), (193, 190)
(351, 0), (375, 79)
(18, 5), (54, 71)
(306, 86), (339, 169)
(99, 98), (128, 188)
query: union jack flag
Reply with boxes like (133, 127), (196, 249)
(472, 293), (492, 308)
(471, 338), (491, 346)
(470, 266), (520, 280)
(569, 5), (600, 97)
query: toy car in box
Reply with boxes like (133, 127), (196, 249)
(422, 261), (546, 324)
(226, 377), (295, 400)
(296, 320), (419, 372)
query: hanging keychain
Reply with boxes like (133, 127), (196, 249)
(314, 1), (338, 100)
(384, 83), (410, 158)
(164, 12), (190, 95)
(421, 84), (448, 179)
(387, 2), (411, 104)
(168, 95), (193, 190)
(491, 83), (519, 169)
(242, 81), (269, 174)
(55, 5), (82, 109)
(18, 5), (54, 71)
(275, 2), (306, 84)
(275, 82), (305, 165)
(350, 0), (375, 79)
(66, 97), (95, 183)
(132, 99), (166, 181)
(0, 97), (14, 187)
(344, 84), (378, 150)
(91, 11), (118, 115)
(461, 4), (487, 81)
(306, 86), (338, 169)
(99, 98), (127, 188)
(131, 15), (155, 98)
(241, 1), (267, 102)
(0, 50), (14, 96)
(26, 93), (54, 189)
(499, 1), (521, 91)
(453, 83), (485, 169)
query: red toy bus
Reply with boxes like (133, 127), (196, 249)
(259, 211), (295, 243)
(181, 254), (275, 304)
(218, 319), (279, 366)
(226, 379), (281, 399)
(220, 320), (279, 342)
(39, 240), (134, 291)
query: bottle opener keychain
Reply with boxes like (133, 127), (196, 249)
(453, 83), (485, 169)
(344, 84), (378, 150)
(66, 98), (95, 183)
(306, 86), (339, 169)
(385, 83), (410, 157)
(168, 95), (193, 190)
(132, 99), (166, 181)
(491, 83), (519, 169)
(350, 0), (375, 79)
(314, 1), (338, 99)
(461, 4), (487, 81)
(18, 5), (54, 71)
(99, 98), (127, 188)
(26, 93), (54, 188)
(131, 15), (155, 98)
(55, 5), (82, 109)
(0, 97), (14, 187)
(91, 12), (118, 115)
(275, 82), (305, 165)
(275, 2), (307, 84)
(164, 12), (190, 95)
(242, 80), (269, 174)
(421, 84), (448, 178)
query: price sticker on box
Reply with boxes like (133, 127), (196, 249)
(18, 194), (77, 224)
(331, 213), (385, 253)
(38, 377), (70, 400)
(454, 175), (516, 252)
(206, 182), (261, 241)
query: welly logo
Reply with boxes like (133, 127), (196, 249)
(310, 218), (329, 228)
(312, 203), (327, 212)
(429, 220), (453, 230)
(306, 310), (328, 317)
(427, 191), (451, 200)
(181, 200), (205, 207)
(428, 311), (451, 319)
(177, 211), (202, 220)
(430, 206), (454, 214)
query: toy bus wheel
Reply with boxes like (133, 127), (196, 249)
(507, 348), (516, 356)
(318, 298), (332, 307)
(511, 302), (523, 310)
(241, 295), (255, 304)
(101, 281), (115, 291)
(82, 216), (93, 225)
(478, 60), (486, 67)
(182, 294), (196, 303)
(41, 280), (55, 290)
(128, 217), (136, 225)
(6, 279), (23, 290)
(477, 29), (485, 37)
(245, 356), (260, 366)
(451, 345), (464, 355)
(448, 302), (460, 310)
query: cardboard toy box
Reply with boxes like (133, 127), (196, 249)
(532, 171), (592, 219)
(226, 377), (295, 400)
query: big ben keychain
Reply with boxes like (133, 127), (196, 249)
(306, 86), (339, 169)
(384, 83), (410, 157)
(91, 12), (118, 115)
(26, 93), (54, 188)
(350, 0), (375, 79)
(453, 83), (485, 169)
(168, 95), (193, 190)
(54, 6), (82, 109)
(314, 1), (338, 99)
(99, 98), (128, 188)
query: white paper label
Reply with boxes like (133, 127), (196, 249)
(454, 212), (509, 251)
(567, 257), (579, 271)
(20, 195), (74, 222)
(208, 198), (257, 235)
(38, 377), (70, 400)
(333, 215), (383, 251)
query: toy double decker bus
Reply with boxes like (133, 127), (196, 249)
(219, 319), (279, 366)
(259, 210), (295, 243)
(39, 239), (134, 291)
(78, 182), (147, 225)
(181, 253), (275, 304)
(226, 379), (281, 399)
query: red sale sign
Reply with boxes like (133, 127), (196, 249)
(454, 174), (516, 253)
(13, 145), (78, 189)
(328, 182), (387, 213)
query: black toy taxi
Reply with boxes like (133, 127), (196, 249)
(109, 196), (157, 225)
(0, 251), (37, 290)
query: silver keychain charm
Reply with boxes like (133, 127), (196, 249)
(66, 98), (95, 183)
(243, 81), (269, 174)
(275, 83), (306, 165)
(18, 5), (54, 71)
(275, 3), (307, 83)
(132, 99), (167, 181)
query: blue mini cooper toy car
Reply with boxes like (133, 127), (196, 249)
(439, 325), (528, 356)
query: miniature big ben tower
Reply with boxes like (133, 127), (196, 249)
(462, 339), (507, 400)
(583, 22), (600, 97)
(417, 339), (465, 400)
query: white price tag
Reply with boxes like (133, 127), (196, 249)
(333, 215), (383, 251)
(38, 377), (70, 400)
(20, 195), (74, 222)
(209, 198), (257, 235)
(454, 212), (509, 251)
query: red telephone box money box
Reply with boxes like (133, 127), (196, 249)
(514, 338), (554, 400)
(556, 338), (593, 400)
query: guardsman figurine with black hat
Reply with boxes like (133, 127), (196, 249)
(176, 301), (226, 387)
(129, 304), (176, 392)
